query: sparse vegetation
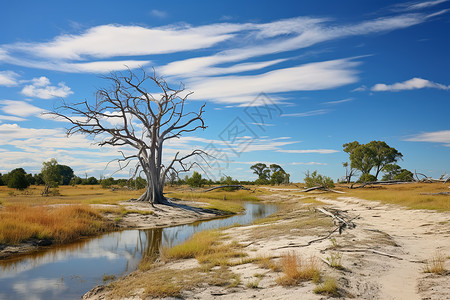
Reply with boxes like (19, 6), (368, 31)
(276, 251), (321, 286)
(314, 276), (339, 296)
(304, 170), (335, 188)
(326, 251), (343, 269)
(423, 251), (447, 275)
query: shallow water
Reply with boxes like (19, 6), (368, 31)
(0, 202), (276, 300)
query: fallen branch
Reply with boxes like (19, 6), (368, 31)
(202, 185), (252, 192)
(420, 192), (450, 196)
(301, 186), (346, 194)
(316, 207), (356, 233)
(350, 180), (415, 189)
(338, 248), (403, 260)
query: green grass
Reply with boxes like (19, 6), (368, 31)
(314, 276), (339, 296)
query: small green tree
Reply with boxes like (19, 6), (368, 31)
(7, 168), (30, 190)
(304, 170), (335, 188)
(344, 141), (403, 180)
(186, 171), (206, 188)
(41, 158), (61, 195)
(269, 164), (290, 185)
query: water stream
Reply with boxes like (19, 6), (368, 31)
(0, 202), (276, 300)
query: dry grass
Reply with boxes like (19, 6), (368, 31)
(423, 251), (447, 275)
(0, 204), (111, 244)
(335, 182), (450, 211)
(162, 230), (246, 269)
(162, 230), (222, 259)
(276, 251), (321, 286)
(0, 185), (143, 206)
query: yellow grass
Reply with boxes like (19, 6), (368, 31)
(334, 182), (450, 211)
(423, 251), (447, 275)
(276, 251), (321, 286)
(162, 230), (222, 259)
(0, 204), (111, 244)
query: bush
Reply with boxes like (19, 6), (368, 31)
(304, 170), (334, 188)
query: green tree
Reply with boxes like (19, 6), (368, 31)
(344, 141), (403, 180)
(358, 173), (377, 182)
(304, 170), (334, 188)
(269, 164), (290, 185)
(57, 164), (74, 185)
(7, 168), (30, 190)
(381, 164), (402, 181)
(86, 176), (98, 185)
(41, 159), (61, 195)
(395, 169), (414, 181)
(186, 171), (206, 188)
(0, 173), (4, 186)
(250, 163), (270, 184)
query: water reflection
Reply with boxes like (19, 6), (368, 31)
(0, 202), (276, 300)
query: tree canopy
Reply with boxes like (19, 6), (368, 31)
(250, 163), (289, 185)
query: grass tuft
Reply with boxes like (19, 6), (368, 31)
(276, 251), (320, 286)
(314, 276), (339, 296)
(423, 251), (447, 275)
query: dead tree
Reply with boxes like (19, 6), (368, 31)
(49, 69), (206, 205)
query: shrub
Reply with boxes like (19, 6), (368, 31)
(304, 170), (334, 188)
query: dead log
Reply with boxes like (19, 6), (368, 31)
(338, 248), (403, 260)
(202, 185), (252, 192)
(301, 186), (346, 193)
(420, 192), (450, 196)
(302, 186), (325, 192)
(350, 180), (415, 189)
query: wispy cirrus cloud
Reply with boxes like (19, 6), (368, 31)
(21, 76), (73, 99)
(281, 109), (330, 118)
(394, 0), (449, 11)
(404, 130), (450, 146)
(0, 100), (45, 117)
(371, 77), (449, 92)
(0, 71), (20, 87)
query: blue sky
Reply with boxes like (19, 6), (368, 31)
(0, 0), (449, 182)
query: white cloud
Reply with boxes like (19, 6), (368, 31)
(21, 76), (73, 99)
(0, 100), (45, 117)
(0, 114), (26, 121)
(404, 130), (450, 145)
(5, 24), (241, 60)
(278, 149), (339, 154)
(323, 98), (354, 105)
(371, 77), (450, 92)
(187, 58), (359, 105)
(150, 9), (168, 18)
(281, 109), (330, 118)
(352, 85), (367, 92)
(0, 70), (20, 86)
